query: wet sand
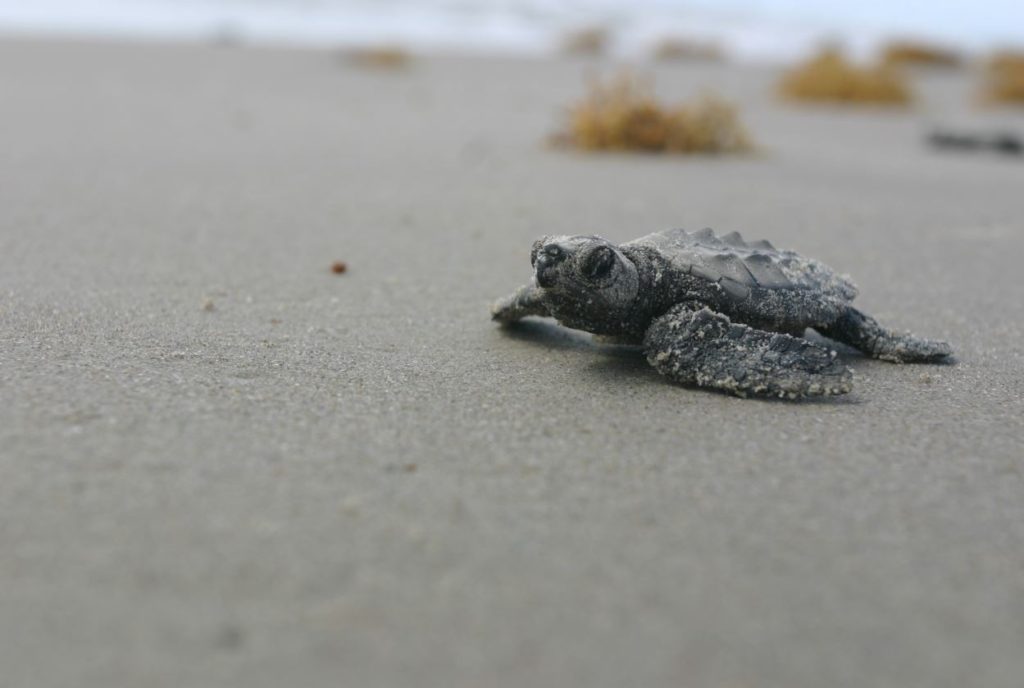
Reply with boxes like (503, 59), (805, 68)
(1, 38), (1022, 688)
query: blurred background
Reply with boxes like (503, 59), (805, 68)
(1, 0), (1021, 62)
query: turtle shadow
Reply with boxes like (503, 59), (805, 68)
(584, 347), (654, 379)
(495, 318), (596, 351)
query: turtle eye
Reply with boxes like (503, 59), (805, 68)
(583, 247), (615, 280)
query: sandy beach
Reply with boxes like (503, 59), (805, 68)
(1, 38), (1023, 687)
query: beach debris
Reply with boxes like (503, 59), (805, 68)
(989, 50), (1024, 72)
(562, 27), (609, 56)
(554, 72), (753, 154)
(928, 130), (1023, 156)
(881, 40), (961, 68)
(983, 51), (1024, 104)
(993, 134), (1024, 155)
(346, 46), (411, 69)
(987, 48), (1024, 87)
(780, 48), (912, 105)
(652, 37), (724, 62)
(201, 297), (216, 312)
(214, 624), (245, 651)
(330, 261), (348, 274)
(492, 227), (952, 399)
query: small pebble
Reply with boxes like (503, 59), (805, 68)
(330, 261), (348, 274)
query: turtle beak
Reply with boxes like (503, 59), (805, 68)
(535, 264), (556, 288)
(533, 244), (565, 288)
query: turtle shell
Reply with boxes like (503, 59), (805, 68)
(625, 227), (858, 329)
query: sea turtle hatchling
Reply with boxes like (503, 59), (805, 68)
(491, 228), (952, 399)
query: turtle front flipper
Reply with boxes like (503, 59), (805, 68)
(643, 303), (853, 399)
(817, 307), (953, 363)
(491, 284), (550, 324)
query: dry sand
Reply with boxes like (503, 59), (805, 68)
(1, 38), (1023, 688)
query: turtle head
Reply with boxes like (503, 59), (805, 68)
(530, 235), (640, 333)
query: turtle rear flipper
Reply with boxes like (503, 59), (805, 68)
(644, 304), (853, 399)
(818, 307), (953, 363)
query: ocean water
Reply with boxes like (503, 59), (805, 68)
(0, 0), (1020, 61)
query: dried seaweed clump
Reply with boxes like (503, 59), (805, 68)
(881, 41), (961, 68)
(652, 37), (723, 62)
(562, 27), (610, 56)
(984, 51), (1024, 104)
(780, 48), (912, 105)
(557, 74), (753, 154)
(988, 50), (1024, 73)
(347, 46), (412, 69)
